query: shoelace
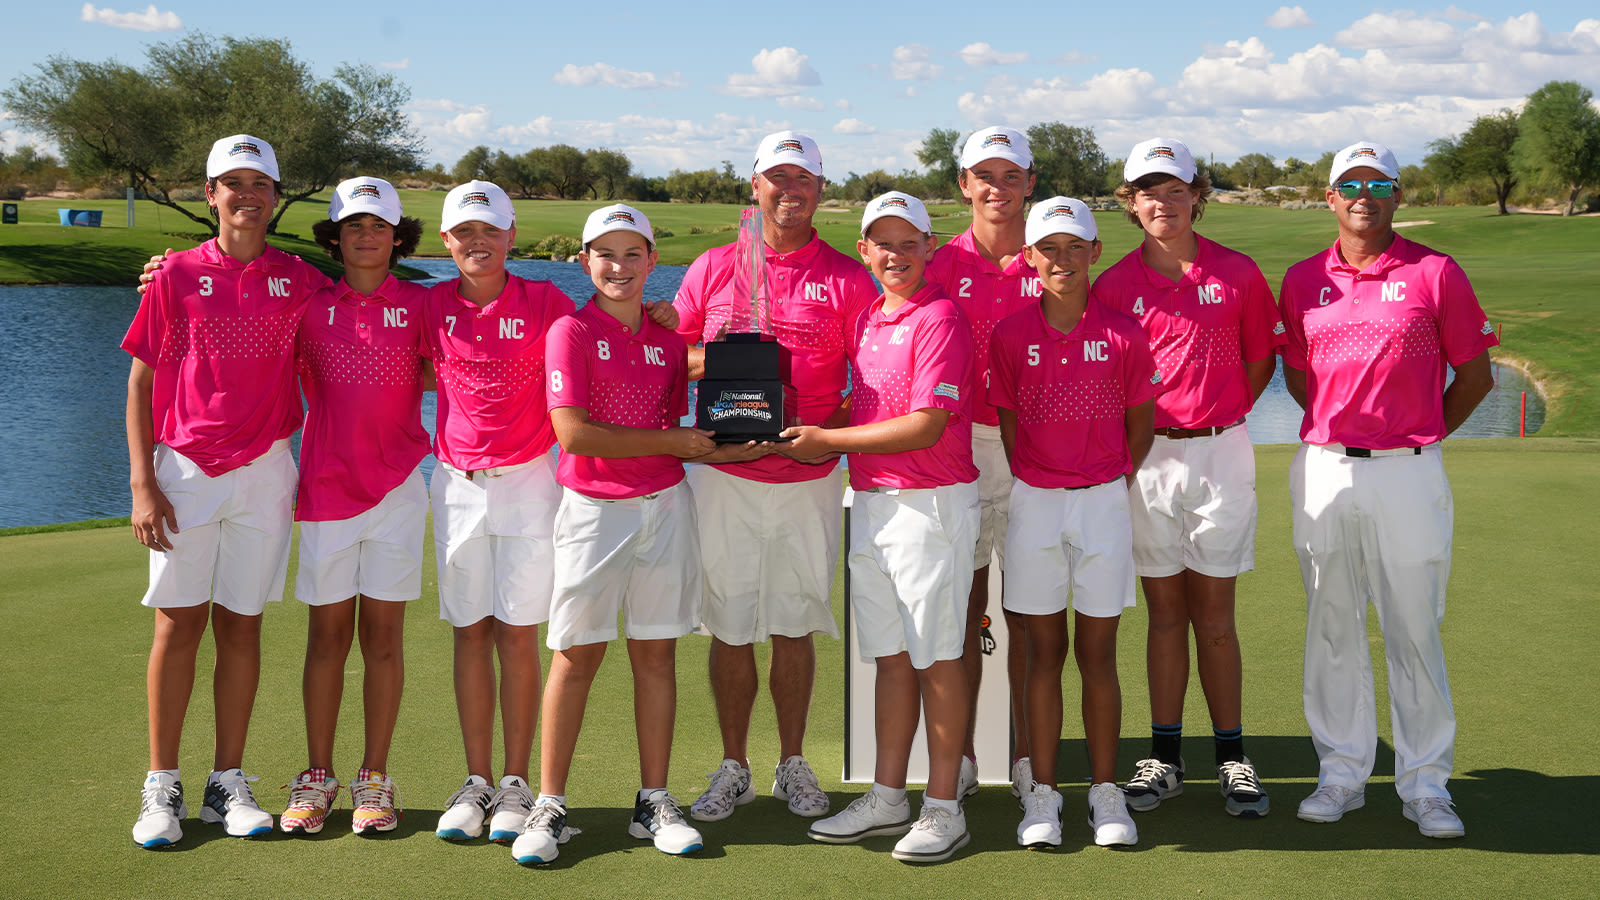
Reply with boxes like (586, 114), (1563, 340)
(524, 802), (566, 831)
(1130, 758), (1174, 786)
(912, 805), (954, 831)
(213, 773), (261, 807)
(1089, 785), (1127, 820)
(142, 781), (182, 815)
(1410, 797), (1454, 816)
(650, 794), (688, 827)
(779, 759), (819, 791)
(1021, 788), (1057, 817)
(446, 781), (493, 810)
(1217, 761), (1262, 796)
(351, 778), (392, 808)
(492, 782), (534, 814)
(705, 763), (748, 795)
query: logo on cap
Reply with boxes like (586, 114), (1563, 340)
(1145, 146), (1177, 162)
(877, 197), (909, 211)
(603, 210), (636, 226)
(459, 192), (491, 208)
(1044, 204), (1076, 220)
(1347, 147), (1379, 161)
(229, 142), (261, 158)
(774, 139), (806, 155)
(981, 133), (1013, 150)
(349, 184), (382, 200)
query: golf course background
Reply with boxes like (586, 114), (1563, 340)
(0, 197), (1595, 897)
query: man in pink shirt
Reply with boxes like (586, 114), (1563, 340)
(788, 192), (978, 864)
(990, 197), (1159, 850)
(1094, 137), (1284, 818)
(924, 126), (1037, 798)
(676, 131), (878, 824)
(280, 177), (430, 838)
(423, 180), (577, 845)
(125, 134), (329, 848)
(1280, 141), (1496, 840)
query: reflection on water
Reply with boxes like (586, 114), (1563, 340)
(0, 263), (1547, 528)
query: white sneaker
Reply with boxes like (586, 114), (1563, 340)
(957, 756), (979, 799)
(488, 775), (535, 843)
(436, 775), (494, 840)
(1297, 784), (1365, 824)
(1087, 782), (1138, 846)
(891, 804), (969, 863)
(1403, 797), (1465, 838)
(1010, 757), (1034, 798)
(1124, 757), (1184, 812)
(808, 789), (912, 843)
(690, 759), (753, 822)
(133, 772), (186, 848)
(512, 800), (574, 865)
(199, 769), (273, 837)
(629, 790), (703, 855)
(772, 756), (830, 817)
(1016, 783), (1062, 848)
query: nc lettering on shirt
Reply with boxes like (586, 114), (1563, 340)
(642, 345), (666, 366)
(384, 307), (408, 327)
(500, 318), (526, 339)
(267, 276), (292, 298)
(1084, 340), (1110, 362)
(889, 325), (911, 345)
(1197, 283), (1223, 305)
(802, 281), (829, 302)
(1021, 277), (1042, 298)
(1381, 282), (1407, 302)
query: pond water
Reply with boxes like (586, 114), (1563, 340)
(0, 260), (1545, 528)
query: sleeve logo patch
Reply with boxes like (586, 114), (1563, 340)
(933, 382), (960, 400)
(1274, 321), (1286, 334)
(1481, 321), (1494, 335)
(1150, 370), (1164, 385)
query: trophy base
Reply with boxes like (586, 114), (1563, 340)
(695, 378), (789, 443)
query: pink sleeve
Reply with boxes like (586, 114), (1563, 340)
(674, 253), (710, 344)
(986, 323), (1017, 411)
(1239, 262), (1286, 361)
(909, 311), (973, 415)
(1120, 320), (1163, 408)
(545, 316), (591, 412)
(838, 266), (879, 331)
(121, 273), (168, 367)
(1435, 258), (1498, 366)
(1277, 269), (1310, 371)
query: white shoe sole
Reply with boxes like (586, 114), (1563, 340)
(690, 784), (754, 822)
(892, 831), (970, 863)
(1297, 795), (1364, 824)
(807, 818), (912, 843)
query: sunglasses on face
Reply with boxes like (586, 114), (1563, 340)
(1334, 179), (1399, 199)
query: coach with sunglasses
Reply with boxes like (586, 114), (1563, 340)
(1277, 140), (1496, 840)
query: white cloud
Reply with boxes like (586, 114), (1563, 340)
(1334, 12), (1463, 57)
(957, 68), (1164, 123)
(552, 62), (685, 90)
(1265, 6), (1314, 29)
(834, 98), (852, 111)
(891, 44), (943, 80)
(380, 59), (409, 71)
(776, 95), (824, 111)
(959, 42), (1028, 67)
(79, 3), (180, 32)
(1051, 51), (1097, 66)
(721, 47), (821, 98)
(834, 118), (876, 135)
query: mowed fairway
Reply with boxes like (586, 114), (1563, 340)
(1, 440), (1596, 899)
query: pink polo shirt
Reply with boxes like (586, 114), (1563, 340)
(1094, 235), (1285, 429)
(295, 276), (431, 521)
(847, 283), (979, 491)
(925, 226), (1036, 427)
(989, 298), (1162, 489)
(546, 301), (689, 500)
(422, 274), (575, 470)
(675, 232), (877, 483)
(122, 239), (328, 477)
(1279, 233), (1498, 448)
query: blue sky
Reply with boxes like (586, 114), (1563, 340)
(4, 2), (1599, 180)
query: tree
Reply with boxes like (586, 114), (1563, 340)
(915, 127), (962, 194)
(1026, 122), (1108, 199)
(585, 148), (631, 200)
(665, 168), (720, 203)
(4, 34), (425, 234)
(1432, 110), (1519, 214)
(1514, 80), (1600, 216)
(1233, 152), (1280, 189)
(453, 145), (493, 183)
(541, 144), (590, 200)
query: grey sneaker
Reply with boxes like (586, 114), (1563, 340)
(957, 756), (979, 799)
(1016, 783), (1062, 849)
(808, 789), (912, 843)
(1403, 797), (1464, 838)
(1124, 757), (1184, 812)
(1297, 784), (1365, 823)
(773, 756), (829, 817)
(1217, 757), (1270, 818)
(1010, 757), (1034, 798)
(133, 772), (186, 848)
(690, 759), (754, 822)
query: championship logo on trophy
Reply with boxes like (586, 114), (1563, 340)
(695, 207), (793, 442)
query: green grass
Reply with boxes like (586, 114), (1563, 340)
(2, 440), (1597, 899)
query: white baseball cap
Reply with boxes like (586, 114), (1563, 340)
(1329, 140), (1401, 185)
(440, 180), (515, 231)
(959, 126), (1032, 170)
(582, 203), (655, 248)
(329, 176), (403, 225)
(1025, 196), (1098, 245)
(753, 130), (823, 177)
(1124, 137), (1197, 183)
(860, 191), (932, 236)
(206, 134), (279, 181)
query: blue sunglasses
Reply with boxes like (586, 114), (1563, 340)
(1334, 179), (1398, 199)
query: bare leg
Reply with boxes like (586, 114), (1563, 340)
(770, 634), (816, 760)
(303, 598), (357, 771)
(709, 637), (757, 766)
(1075, 612), (1123, 785)
(873, 653), (922, 790)
(539, 643), (607, 796)
(1186, 571), (1243, 732)
(960, 566), (989, 757)
(357, 597), (407, 772)
(1141, 573), (1190, 726)
(494, 621), (543, 781)
(1003, 606), (1029, 756)
(211, 605), (263, 771)
(147, 605), (210, 770)
(918, 659), (971, 802)
(1022, 611), (1069, 787)
(630, 638), (679, 788)
(452, 618), (496, 778)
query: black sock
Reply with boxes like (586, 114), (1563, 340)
(1151, 723), (1182, 765)
(1214, 726), (1244, 765)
